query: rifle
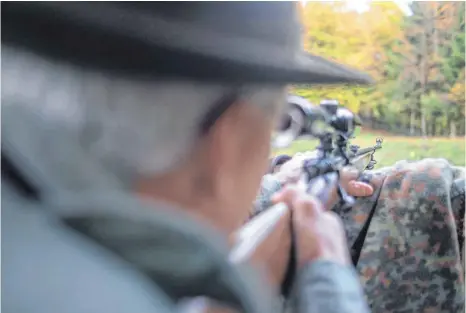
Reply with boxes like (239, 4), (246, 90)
(231, 95), (383, 293)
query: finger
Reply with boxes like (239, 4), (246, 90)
(339, 166), (375, 197)
(293, 194), (324, 222)
(272, 186), (324, 220)
(320, 211), (351, 261)
(271, 185), (300, 204)
(339, 166), (360, 185)
(317, 178), (339, 209)
(346, 180), (374, 197)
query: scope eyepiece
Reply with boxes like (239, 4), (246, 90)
(319, 99), (339, 115)
(272, 95), (334, 148)
(329, 107), (354, 134)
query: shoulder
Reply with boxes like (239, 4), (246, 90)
(2, 196), (175, 313)
(358, 159), (465, 312)
(365, 158), (463, 235)
(372, 158), (462, 190)
(363, 158), (464, 229)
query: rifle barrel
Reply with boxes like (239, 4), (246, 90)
(353, 146), (379, 157)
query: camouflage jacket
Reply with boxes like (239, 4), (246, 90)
(254, 159), (465, 313)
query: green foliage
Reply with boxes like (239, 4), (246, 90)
(421, 91), (444, 113)
(298, 1), (465, 137)
(441, 3), (465, 87)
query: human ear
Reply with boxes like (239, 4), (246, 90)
(200, 101), (245, 199)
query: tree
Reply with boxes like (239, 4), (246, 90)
(295, 1), (404, 113)
(296, 1), (465, 137)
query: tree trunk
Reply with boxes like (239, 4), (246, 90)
(410, 109), (415, 135)
(432, 2), (439, 56)
(426, 117), (430, 136)
(419, 3), (429, 139)
(450, 120), (457, 138)
(432, 117), (437, 136)
(460, 117), (465, 136)
(421, 111), (427, 137)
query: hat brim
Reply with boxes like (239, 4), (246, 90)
(3, 2), (374, 85)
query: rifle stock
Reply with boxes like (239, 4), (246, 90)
(230, 203), (289, 264)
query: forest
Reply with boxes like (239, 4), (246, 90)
(294, 1), (465, 137)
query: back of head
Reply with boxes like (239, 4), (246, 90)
(2, 45), (284, 184)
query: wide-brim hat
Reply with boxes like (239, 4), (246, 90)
(2, 2), (373, 85)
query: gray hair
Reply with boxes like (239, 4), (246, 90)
(1, 46), (285, 179)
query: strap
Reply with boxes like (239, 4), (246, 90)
(280, 209), (297, 298)
(451, 179), (465, 262)
(350, 173), (384, 265)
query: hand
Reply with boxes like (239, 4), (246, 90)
(273, 153), (307, 185)
(340, 167), (374, 197)
(273, 186), (351, 268)
(274, 151), (374, 207)
(324, 166), (374, 209)
(273, 151), (319, 185)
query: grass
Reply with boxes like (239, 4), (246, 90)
(273, 128), (466, 168)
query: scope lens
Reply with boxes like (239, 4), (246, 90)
(320, 100), (339, 115)
(278, 115), (292, 131)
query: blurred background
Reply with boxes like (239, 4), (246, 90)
(276, 1), (465, 167)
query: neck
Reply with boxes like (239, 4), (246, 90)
(134, 170), (236, 236)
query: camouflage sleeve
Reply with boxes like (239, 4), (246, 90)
(252, 174), (282, 217)
(351, 158), (465, 313)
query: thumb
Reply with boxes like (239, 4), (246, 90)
(347, 180), (373, 197)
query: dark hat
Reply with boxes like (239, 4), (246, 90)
(2, 2), (373, 84)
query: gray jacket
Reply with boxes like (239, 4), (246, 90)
(2, 104), (369, 313)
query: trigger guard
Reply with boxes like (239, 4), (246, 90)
(358, 173), (371, 184)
